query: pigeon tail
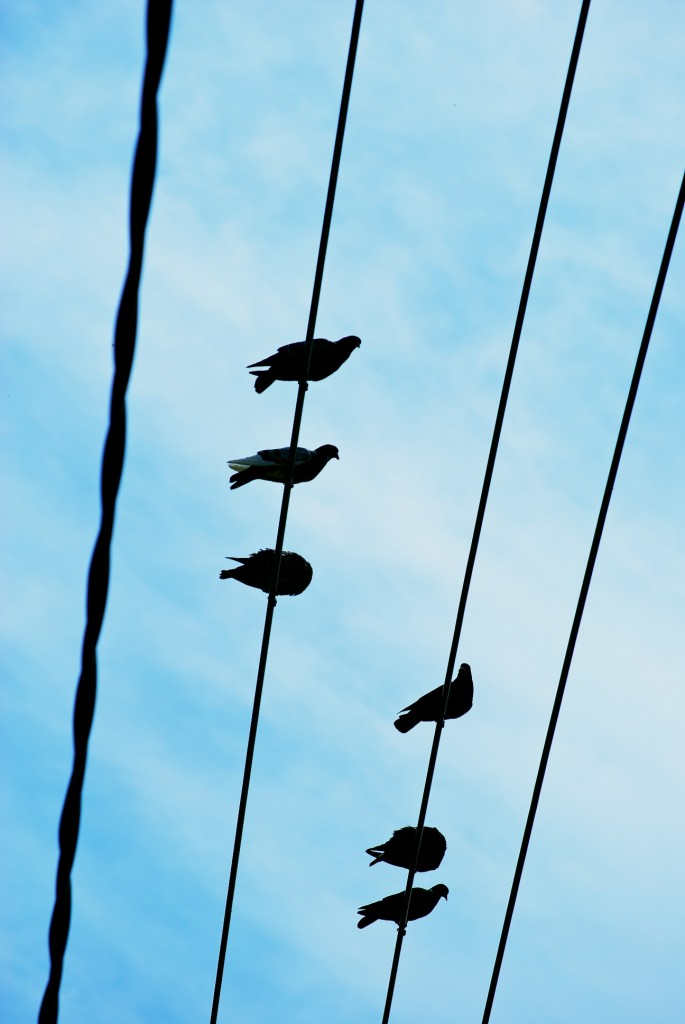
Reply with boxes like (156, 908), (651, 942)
(365, 847), (384, 866)
(357, 915), (375, 929)
(250, 370), (274, 393)
(394, 712), (419, 733)
(229, 469), (257, 489)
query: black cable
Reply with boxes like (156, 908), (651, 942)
(481, 168), (685, 1024)
(209, 3), (365, 1022)
(37, 5), (173, 1022)
(380, 3), (593, 1020)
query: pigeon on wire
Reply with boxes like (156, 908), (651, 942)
(219, 549), (312, 596)
(394, 663), (473, 733)
(247, 335), (361, 393)
(366, 826), (446, 871)
(227, 444), (339, 489)
(357, 884), (448, 929)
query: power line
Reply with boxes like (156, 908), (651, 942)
(481, 166), (685, 1024)
(380, 2), (593, 1021)
(208, 3), (366, 1022)
(37, 4), (174, 1022)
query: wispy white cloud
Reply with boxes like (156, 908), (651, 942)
(3, 1), (685, 1022)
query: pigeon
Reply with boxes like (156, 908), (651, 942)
(227, 444), (339, 489)
(394, 663), (473, 733)
(366, 826), (446, 872)
(357, 884), (448, 929)
(247, 335), (361, 392)
(219, 549), (312, 596)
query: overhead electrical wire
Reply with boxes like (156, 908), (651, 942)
(379, 2), (593, 1021)
(37, 3), (174, 1023)
(208, 3), (366, 1022)
(481, 167), (685, 1024)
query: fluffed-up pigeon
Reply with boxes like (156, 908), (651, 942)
(247, 335), (361, 392)
(227, 444), (339, 489)
(219, 549), (312, 596)
(357, 884), (448, 929)
(366, 826), (447, 871)
(394, 663), (473, 733)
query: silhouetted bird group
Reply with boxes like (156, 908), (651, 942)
(218, 330), (474, 941)
(220, 335), (360, 594)
(357, 665), (474, 931)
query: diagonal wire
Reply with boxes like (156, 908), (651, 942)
(37, 4), (174, 1022)
(380, 2), (592, 1021)
(481, 167), (685, 1024)
(209, 3), (365, 1022)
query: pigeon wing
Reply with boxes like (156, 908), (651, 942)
(227, 447), (311, 472)
(246, 341), (300, 368)
(400, 686), (441, 718)
(257, 446), (312, 465)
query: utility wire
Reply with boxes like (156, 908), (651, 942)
(481, 168), (685, 1024)
(37, 4), (173, 1023)
(380, 3), (592, 1021)
(209, 3), (365, 1022)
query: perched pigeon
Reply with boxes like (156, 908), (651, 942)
(247, 335), (361, 392)
(227, 444), (339, 489)
(357, 884), (448, 929)
(394, 663), (473, 733)
(366, 826), (446, 872)
(219, 549), (312, 596)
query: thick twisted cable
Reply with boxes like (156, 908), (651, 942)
(38, 4), (173, 1022)
(380, 2), (593, 1021)
(481, 168), (685, 1024)
(209, 3), (366, 1023)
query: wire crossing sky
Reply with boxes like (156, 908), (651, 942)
(3, 3), (684, 1023)
(480, 166), (685, 1024)
(209, 3), (365, 1021)
(380, 2), (592, 1019)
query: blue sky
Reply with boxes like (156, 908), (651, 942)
(2, 1), (684, 1022)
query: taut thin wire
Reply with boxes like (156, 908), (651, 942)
(481, 167), (685, 1024)
(38, 4), (174, 1022)
(209, 3), (366, 1022)
(380, 2), (593, 1020)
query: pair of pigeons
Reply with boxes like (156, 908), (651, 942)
(229, 335), (360, 488)
(358, 826), (448, 929)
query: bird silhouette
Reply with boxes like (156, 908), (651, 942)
(357, 884), (448, 929)
(247, 335), (361, 392)
(394, 663), (473, 733)
(219, 549), (312, 596)
(227, 444), (339, 489)
(366, 826), (446, 871)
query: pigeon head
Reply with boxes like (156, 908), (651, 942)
(316, 444), (339, 460)
(341, 335), (362, 350)
(433, 884), (449, 901)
